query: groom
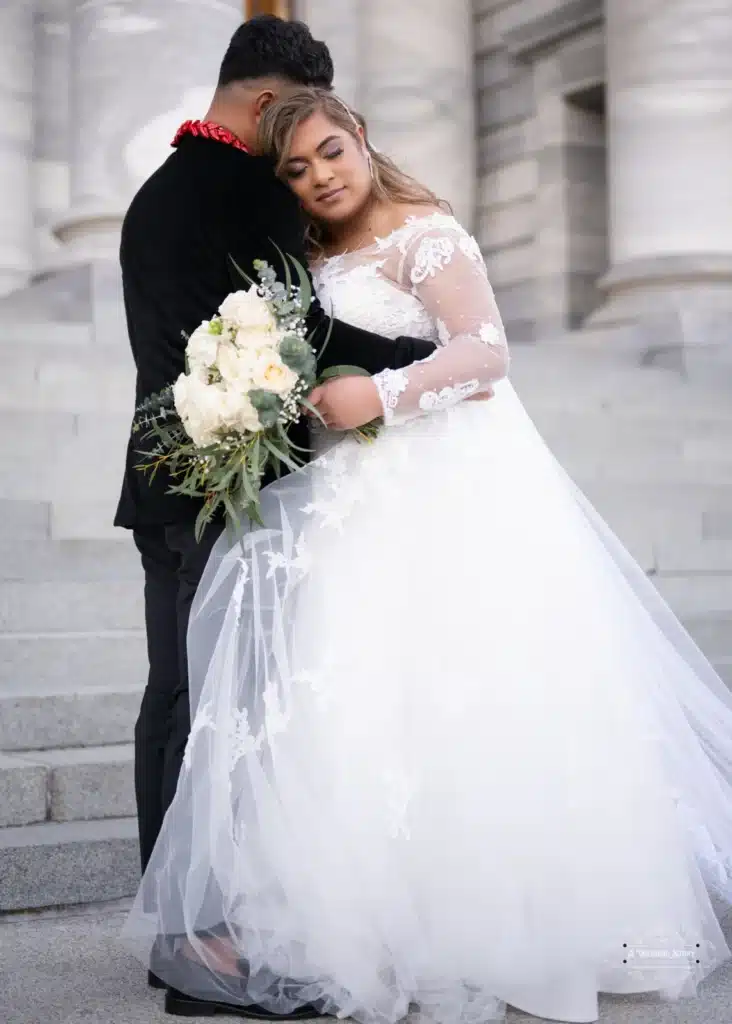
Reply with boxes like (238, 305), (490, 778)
(115, 13), (437, 1016)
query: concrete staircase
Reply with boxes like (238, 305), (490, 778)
(0, 321), (144, 911)
(0, 320), (731, 912)
(510, 339), (732, 689)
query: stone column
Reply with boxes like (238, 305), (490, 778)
(0, 2), (34, 297)
(299, 0), (361, 108)
(590, 0), (732, 354)
(33, 0), (71, 272)
(360, 0), (476, 228)
(54, 0), (243, 262)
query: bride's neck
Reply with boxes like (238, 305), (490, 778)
(325, 195), (394, 255)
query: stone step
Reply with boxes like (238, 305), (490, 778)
(0, 537), (139, 582)
(0, 344), (134, 414)
(0, 498), (51, 540)
(581, 478), (732, 516)
(0, 321), (93, 348)
(0, 579), (143, 632)
(0, 753), (46, 828)
(533, 411), (732, 446)
(51, 500), (125, 541)
(653, 574), (732, 618)
(0, 817), (138, 911)
(560, 452), (732, 486)
(0, 631), (147, 694)
(684, 613), (732, 661)
(519, 388), (732, 423)
(3, 744), (135, 826)
(715, 657), (732, 688)
(0, 411), (129, 503)
(0, 683), (142, 752)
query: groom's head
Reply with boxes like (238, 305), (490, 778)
(208, 15), (333, 152)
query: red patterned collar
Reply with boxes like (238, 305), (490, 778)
(172, 120), (250, 153)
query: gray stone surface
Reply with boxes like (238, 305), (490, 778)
(360, 0), (476, 225)
(0, 341), (134, 414)
(0, 685), (142, 752)
(38, 744), (134, 823)
(0, 499), (51, 541)
(58, 0), (242, 262)
(0, 2), (33, 296)
(0, 633), (146, 694)
(502, 0), (604, 58)
(478, 75), (535, 132)
(0, 818), (138, 911)
(0, 538), (140, 583)
(592, 0), (732, 336)
(0, 580), (142, 633)
(2, 901), (732, 1024)
(0, 753), (47, 828)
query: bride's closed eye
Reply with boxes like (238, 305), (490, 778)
(285, 146), (344, 181)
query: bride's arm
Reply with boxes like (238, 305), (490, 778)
(372, 221), (509, 424)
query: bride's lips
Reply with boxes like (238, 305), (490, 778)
(317, 186), (346, 204)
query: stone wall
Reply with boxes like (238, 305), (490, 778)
(473, 0), (607, 342)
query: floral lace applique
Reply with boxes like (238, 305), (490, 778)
(408, 235), (456, 288)
(265, 535), (311, 581)
(183, 701), (215, 771)
(419, 379), (481, 412)
(373, 367), (409, 425)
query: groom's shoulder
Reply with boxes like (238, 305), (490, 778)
(126, 139), (286, 225)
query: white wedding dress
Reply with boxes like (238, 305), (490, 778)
(123, 212), (732, 1023)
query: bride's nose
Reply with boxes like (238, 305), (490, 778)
(312, 159), (336, 187)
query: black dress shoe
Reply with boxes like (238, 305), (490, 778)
(165, 986), (325, 1019)
(148, 970), (168, 990)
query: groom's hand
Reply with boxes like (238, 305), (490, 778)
(308, 377), (383, 430)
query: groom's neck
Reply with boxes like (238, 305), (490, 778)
(203, 99), (257, 153)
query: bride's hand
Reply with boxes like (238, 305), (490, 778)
(308, 377), (384, 430)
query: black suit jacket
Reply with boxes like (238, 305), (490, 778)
(114, 135), (436, 529)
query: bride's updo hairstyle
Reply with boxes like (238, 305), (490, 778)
(258, 88), (449, 255)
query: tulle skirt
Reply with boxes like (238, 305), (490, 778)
(122, 381), (732, 1023)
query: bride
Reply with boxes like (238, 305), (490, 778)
(123, 89), (732, 1024)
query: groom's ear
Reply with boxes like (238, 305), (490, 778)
(253, 89), (276, 122)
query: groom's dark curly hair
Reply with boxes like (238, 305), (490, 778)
(218, 15), (334, 90)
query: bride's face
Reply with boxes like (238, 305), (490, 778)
(281, 111), (372, 225)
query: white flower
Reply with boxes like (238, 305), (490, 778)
(219, 286), (277, 335)
(479, 322), (502, 347)
(186, 321), (220, 375)
(218, 387), (261, 434)
(173, 373), (225, 447)
(250, 349), (298, 397)
(216, 341), (259, 387)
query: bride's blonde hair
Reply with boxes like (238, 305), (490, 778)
(258, 88), (449, 256)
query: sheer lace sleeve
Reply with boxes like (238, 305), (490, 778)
(372, 217), (509, 424)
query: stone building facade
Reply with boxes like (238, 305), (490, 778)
(2, 0), (731, 356)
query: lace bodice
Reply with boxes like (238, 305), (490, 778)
(312, 212), (509, 424)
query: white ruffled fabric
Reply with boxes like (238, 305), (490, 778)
(122, 384), (732, 1023)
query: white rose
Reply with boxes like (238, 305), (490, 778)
(250, 349), (298, 397)
(216, 340), (258, 388)
(219, 286), (277, 335)
(186, 321), (220, 375)
(218, 386), (261, 434)
(173, 373), (224, 447)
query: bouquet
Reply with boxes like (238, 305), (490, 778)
(133, 253), (377, 540)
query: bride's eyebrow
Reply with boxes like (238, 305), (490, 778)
(285, 135), (341, 165)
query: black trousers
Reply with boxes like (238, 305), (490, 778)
(133, 520), (223, 872)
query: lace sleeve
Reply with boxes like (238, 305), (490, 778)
(372, 218), (509, 424)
